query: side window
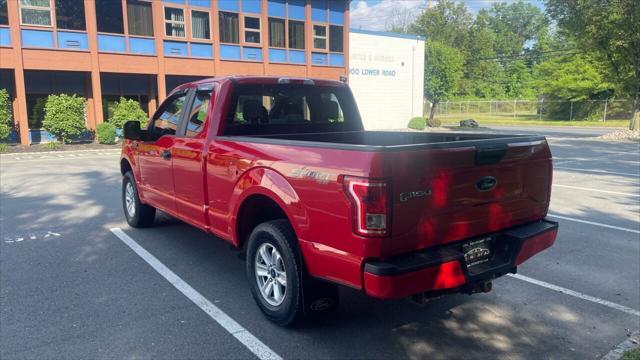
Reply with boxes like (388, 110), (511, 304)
(151, 93), (187, 138)
(185, 90), (212, 137)
(319, 93), (344, 123)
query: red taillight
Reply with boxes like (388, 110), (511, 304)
(344, 176), (390, 236)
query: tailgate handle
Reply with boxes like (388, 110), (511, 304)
(475, 144), (508, 165)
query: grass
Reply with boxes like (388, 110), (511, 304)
(438, 113), (630, 128)
(622, 347), (640, 360)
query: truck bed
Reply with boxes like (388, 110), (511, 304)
(222, 131), (545, 151)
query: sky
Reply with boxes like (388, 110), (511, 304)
(349, 0), (546, 31)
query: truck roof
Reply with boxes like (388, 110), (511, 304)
(172, 76), (347, 93)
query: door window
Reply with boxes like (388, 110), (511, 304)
(185, 90), (212, 137)
(150, 93), (187, 139)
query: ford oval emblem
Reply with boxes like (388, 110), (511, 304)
(476, 176), (497, 192)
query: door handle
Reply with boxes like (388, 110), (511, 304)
(161, 149), (171, 160)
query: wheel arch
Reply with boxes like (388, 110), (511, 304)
(230, 168), (309, 249)
(120, 158), (133, 175)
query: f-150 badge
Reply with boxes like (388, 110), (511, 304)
(400, 189), (432, 202)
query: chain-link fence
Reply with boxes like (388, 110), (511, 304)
(431, 99), (635, 122)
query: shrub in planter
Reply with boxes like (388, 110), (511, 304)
(427, 117), (442, 127)
(96, 122), (117, 144)
(0, 88), (13, 142)
(408, 117), (426, 130)
(109, 97), (149, 129)
(42, 94), (87, 144)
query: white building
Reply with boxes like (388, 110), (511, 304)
(348, 29), (425, 130)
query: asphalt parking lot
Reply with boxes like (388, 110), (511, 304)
(1, 126), (639, 359)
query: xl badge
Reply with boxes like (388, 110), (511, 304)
(476, 176), (497, 192)
(400, 189), (432, 202)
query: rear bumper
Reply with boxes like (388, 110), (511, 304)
(363, 219), (558, 299)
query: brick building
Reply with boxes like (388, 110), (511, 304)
(0, 0), (349, 145)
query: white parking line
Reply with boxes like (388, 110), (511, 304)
(553, 184), (640, 197)
(554, 166), (640, 177)
(548, 213), (640, 234)
(110, 228), (282, 360)
(508, 274), (640, 317)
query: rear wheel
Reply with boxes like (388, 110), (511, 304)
(246, 219), (339, 326)
(247, 220), (303, 325)
(122, 171), (156, 228)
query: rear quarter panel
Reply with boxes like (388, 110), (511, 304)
(205, 139), (383, 288)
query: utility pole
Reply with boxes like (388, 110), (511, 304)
(428, 0), (433, 9)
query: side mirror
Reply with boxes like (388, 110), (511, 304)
(123, 121), (142, 140)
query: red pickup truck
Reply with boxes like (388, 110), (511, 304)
(120, 76), (558, 325)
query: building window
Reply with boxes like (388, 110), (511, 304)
(55, 0), (85, 30)
(329, 25), (343, 52)
(0, 0), (7, 25)
(268, 18), (284, 48)
(164, 7), (185, 38)
(96, 0), (124, 34)
(191, 10), (210, 40)
(244, 16), (260, 44)
(219, 12), (238, 44)
(313, 24), (327, 50)
(19, 0), (52, 26)
(127, 0), (153, 37)
(288, 20), (304, 49)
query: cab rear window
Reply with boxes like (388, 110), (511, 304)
(223, 84), (362, 135)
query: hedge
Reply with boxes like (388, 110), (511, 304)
(0, 89), (12, 141)
(408, 117), (426, 130)
(96, 122), (117, 144)
(109, 97), (149, 129)
(42, 94), (87, 144)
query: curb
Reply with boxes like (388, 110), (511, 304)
(0, 148), (121, 157)
(602, 331), (640, 360)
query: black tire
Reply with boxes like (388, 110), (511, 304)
(246, 220), (305, 326)
(122, 171), (156, 228)
(246, 219), (339, 326)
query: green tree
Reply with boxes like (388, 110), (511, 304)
(410, 0), (473, 49)
(108, 97), (149, 129)
(534, 53), (613, 100)
(546, 0), (640, 130)
(534, 51), (614, 119)
(504, 60), (535, 98)
(458, 11), (506, 98)
(42, 94), (87, 144)
(0, 89), (13, 141)
(424, 40), (464, 122)
(486, 1), (548, 57)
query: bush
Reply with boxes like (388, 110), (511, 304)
(0, 143), (8, 152)
(408, 117), (426, 130)
(46, 141), (59, 150)
(427, 117), (442, 127)
(108, 97), (149, 129)
(0, 88), (13, 141)
(96, 122), (117, 144)
(42, 94), (87, 144)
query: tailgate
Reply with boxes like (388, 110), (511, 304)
(383, 138), (552, 256)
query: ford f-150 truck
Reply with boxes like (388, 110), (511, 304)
(120, 76), (558, 325)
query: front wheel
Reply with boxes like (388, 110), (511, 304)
(122, 171), (156, 228)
